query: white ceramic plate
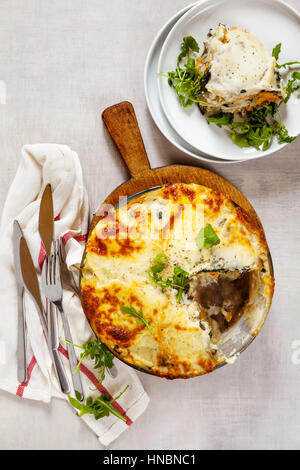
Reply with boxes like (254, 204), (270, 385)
(158, 0), (300, 161)
(144, 2), (242, 164)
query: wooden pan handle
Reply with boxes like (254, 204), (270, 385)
(102, 101), (151, 179)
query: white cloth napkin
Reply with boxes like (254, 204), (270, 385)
(0, 144), (149, 446)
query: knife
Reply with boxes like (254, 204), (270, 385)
(19, 234), (70, 394)
(12, 220), (27, 383)
(39, 184), (53, 258)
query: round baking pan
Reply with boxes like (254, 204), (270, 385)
(81, 101), (274, 377)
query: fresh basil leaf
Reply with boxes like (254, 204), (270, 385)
(196, 224), (220, 249)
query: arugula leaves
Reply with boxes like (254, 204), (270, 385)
(68, 386), (128, 422)
(171, 266), (190, 303)
(148, 253), (190, 302)
(148, 253), (168, 287)
(196, 224), (220, 249)
(177, 36), (200, 65)
(278, 61), (300, 69)
(161, 35), (209, 108)
(285, 71), (300, 102)
(63, 338), (114, 382)
(272, 42), (300, 68)
(207, 113), (233, 128)
(120, 306), (152, 332)
(207, 102), (296, 150)
(272, 43), (282, 61)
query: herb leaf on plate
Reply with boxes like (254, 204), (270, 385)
(207, 102), (296, 150)
(284, 71), (300, 102)
(160, 35), (209, 108)
(272, 43), (282, 61)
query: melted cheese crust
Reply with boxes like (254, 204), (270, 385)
(81, 184), (274, 378)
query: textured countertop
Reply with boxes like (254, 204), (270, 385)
(0, 0), (300, 450)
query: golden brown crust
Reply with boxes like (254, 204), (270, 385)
(81, 183), (274, 378)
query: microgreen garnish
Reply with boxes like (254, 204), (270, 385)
(62, 338), (114, 382)
(159, 35), (210, 108)
(148, 253), (190, 303)
(120, 306), (152, 332)
(196, 224), (220, 249)
(68, 386), (128, 422)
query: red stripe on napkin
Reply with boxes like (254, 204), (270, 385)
(16, 356), (37, 398)
(58, 344), (132, 425)
(74, 234), (87, 242)
(62, 232), (87, 245)
(38, 242), (46, 271)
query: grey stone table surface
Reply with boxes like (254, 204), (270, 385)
(0, 0), (300, 450)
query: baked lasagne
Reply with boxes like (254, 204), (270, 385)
(81, 184), (274, 379)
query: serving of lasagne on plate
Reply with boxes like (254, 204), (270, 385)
(80, 184), (274, 379)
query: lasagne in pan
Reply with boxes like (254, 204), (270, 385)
(81, 184), (274, 379)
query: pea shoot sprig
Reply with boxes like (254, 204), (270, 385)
(68, 386), (129, 422)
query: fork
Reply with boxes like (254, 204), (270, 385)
(41, 240), (84, 400)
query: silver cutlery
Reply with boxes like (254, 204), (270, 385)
(38, 184), (70, 394)
(12, 220), (27, 383)
(41, 240), (84, 399)
(18, 230), (70, 394)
